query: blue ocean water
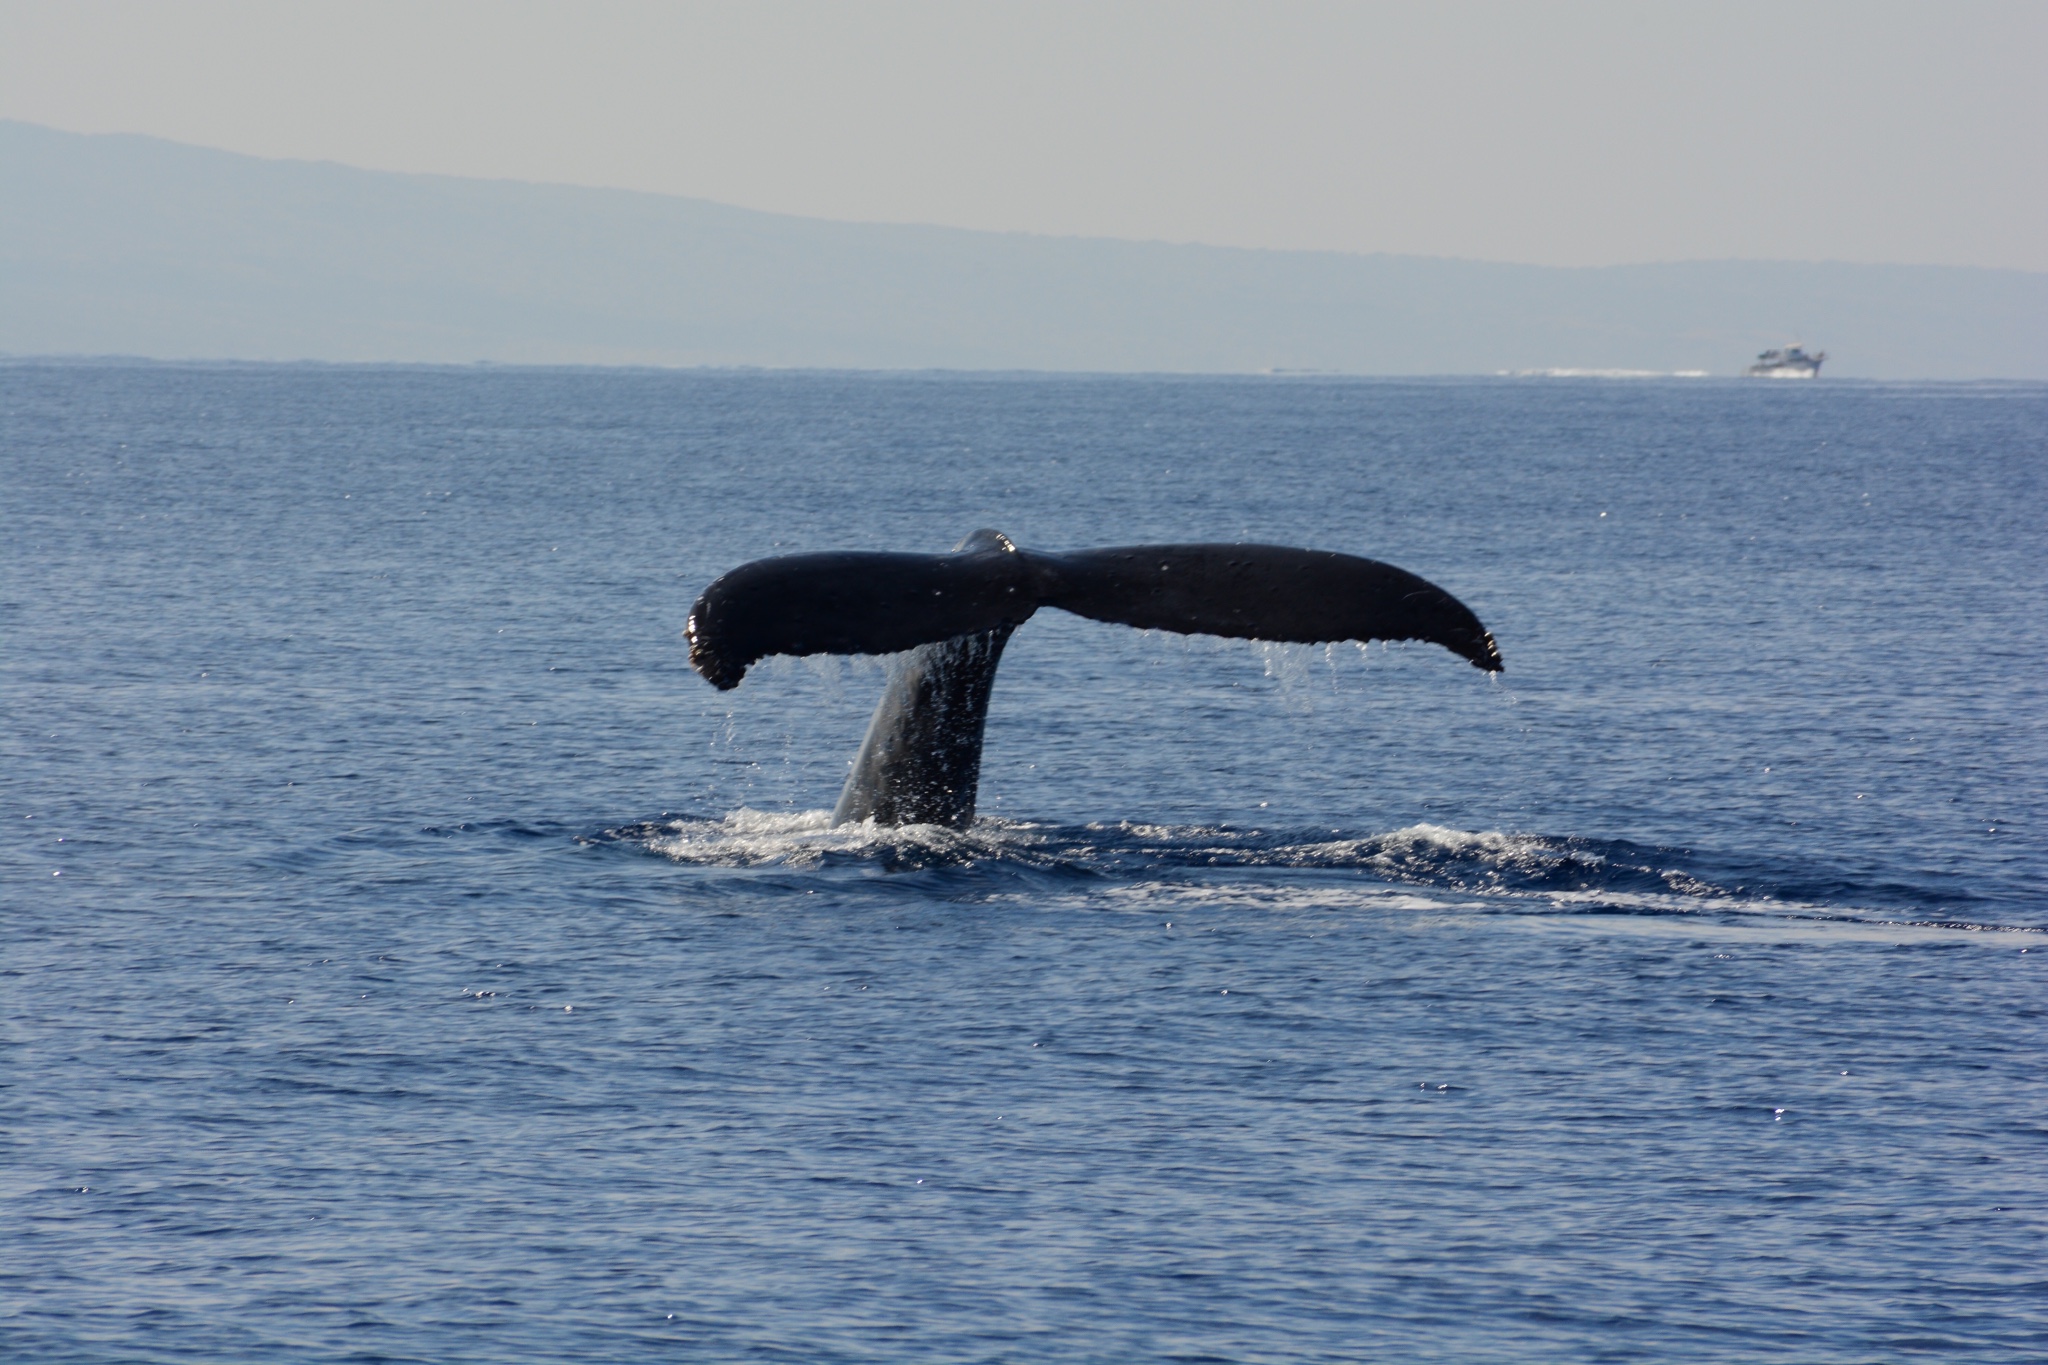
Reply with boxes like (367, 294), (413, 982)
(3, 363), (2045, 1362)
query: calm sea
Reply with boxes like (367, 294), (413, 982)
(4, 364), (2044, 1362)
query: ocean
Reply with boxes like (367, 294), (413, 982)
(4, 363), (2044, 1361)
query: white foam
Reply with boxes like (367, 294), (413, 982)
(642, 807), (1010, 867)
(618, 811), (2034, 938)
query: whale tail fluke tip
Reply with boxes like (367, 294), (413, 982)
(685, 613), (745, 689)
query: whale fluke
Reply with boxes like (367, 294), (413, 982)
(1031, 544), (1502, 673)
(686, 530), (1500, 827)
(684, 540), (1037, 690)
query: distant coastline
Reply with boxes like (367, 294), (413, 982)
(4, 121), (2043, 379)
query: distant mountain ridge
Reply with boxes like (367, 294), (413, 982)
(2, 120), (2042, 378)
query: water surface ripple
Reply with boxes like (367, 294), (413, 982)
(3, 366), (2044, 1362)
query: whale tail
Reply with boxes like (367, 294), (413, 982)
(686, 530), (1501, 827)
(828, 623), (1018, 828)
(1028, 543), (1501, 673)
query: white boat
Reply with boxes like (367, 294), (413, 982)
(1747, 346), (1825, 378)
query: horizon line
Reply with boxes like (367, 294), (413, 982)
(9, 352), (2046, 386)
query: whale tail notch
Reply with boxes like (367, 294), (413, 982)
(685, 530), (1501, 826)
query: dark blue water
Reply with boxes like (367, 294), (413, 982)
(4, 364), (2044, 1362)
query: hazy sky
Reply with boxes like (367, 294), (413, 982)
(3, 0), (2042, 270)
